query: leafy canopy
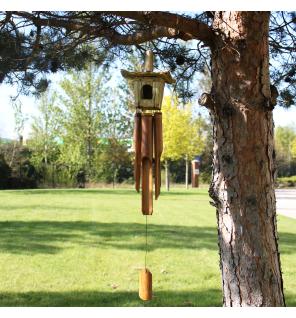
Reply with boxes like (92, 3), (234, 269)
(162, 94), (206, 161)
(0, 11), (295, 106)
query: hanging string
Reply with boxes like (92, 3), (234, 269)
(145, 215), (148, 269)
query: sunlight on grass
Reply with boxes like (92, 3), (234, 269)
(0, 188), (295, 306)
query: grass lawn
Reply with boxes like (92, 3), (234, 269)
(0, 187), (295, 306)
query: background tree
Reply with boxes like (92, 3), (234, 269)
(162, 95), (189, 190)
(57, 62), (109, 183)
(99, 84), (133, 140)
(275, 125), (296, 177)
(96, 138), (133, 186)
(96, 82), (134, 185)
(1, 11), (295, 306)
(162, 95), (208, 189)
(291, 137), (296, 160)
(183, 112), (208, 188)
(8, 100), (27, 167)
(28, 91), (62, 186)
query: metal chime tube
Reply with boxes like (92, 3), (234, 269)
(141, 114), (153, 215)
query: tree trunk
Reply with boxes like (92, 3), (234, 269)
(205, 12), (285, 306)
(185, 155), (189, 189)
(165, 160), (170, 191)
(52, 163), (55, 188)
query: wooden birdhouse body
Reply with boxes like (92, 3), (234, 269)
(121, 70), (174, 111)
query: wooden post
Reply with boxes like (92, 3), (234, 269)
(191, 159), (200, 188)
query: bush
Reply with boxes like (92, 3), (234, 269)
(0, 154), (11, 189)
(200, 171), (212, 184)
(0, 143), (39, 189)
(276, 176), (296, 188)
(7, 177), (37, 189)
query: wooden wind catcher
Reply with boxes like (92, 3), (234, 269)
(121, 51), (175, 215)
(121, 50), (175, 301)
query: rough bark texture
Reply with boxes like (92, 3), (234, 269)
(207, 12), (285, 306)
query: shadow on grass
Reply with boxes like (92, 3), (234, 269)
(0, 221), (218, 255)
(1, 289), (294, 307)
(285, 293), (296, 307)
(0, 220), (294, 256)
(0, 289), (222, 307)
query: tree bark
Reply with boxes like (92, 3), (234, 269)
(206, 12), (285, 306)
(185, 155), (189, 189)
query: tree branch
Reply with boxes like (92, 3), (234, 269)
(88, 25), (179, 45)
(11, 11), (215, 47)
(198, 92), (215, 110)
(107, 11), (215, 46)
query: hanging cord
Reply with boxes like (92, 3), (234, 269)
(145, 215), (148, 269)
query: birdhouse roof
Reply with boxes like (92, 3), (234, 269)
(121, 70), (175, 84)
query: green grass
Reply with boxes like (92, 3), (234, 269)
(0, 188), (295, 306)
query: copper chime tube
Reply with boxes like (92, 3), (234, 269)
(153, 112), (163, 200)
(134, 113), (142, 192)
(139, 268), (152, 301)
(141, 114), (153, 215)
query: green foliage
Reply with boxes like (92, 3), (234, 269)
(0, 143), (38, 189)
(0, 12), (295, 107)
(96, 138), (133, 184)
(99, 85), (133, 140)
(277, 175), (296, 187)
(26, 91), (64, 186)
(291, 137), (296, 159)
(0, 154), (11, 189)
(275, 125), (296, 177)
(24, 61), (134, 187)
(28, 92), (61, 166)
(57, 63), (109, 181)
(162, 95), (206, 162)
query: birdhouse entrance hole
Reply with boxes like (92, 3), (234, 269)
(142, 84), (153, 99)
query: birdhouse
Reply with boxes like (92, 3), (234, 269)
(121, 51), (175, 111)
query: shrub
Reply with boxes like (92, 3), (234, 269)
(0, 154), (11, 189)
(276, 176), (296, 188)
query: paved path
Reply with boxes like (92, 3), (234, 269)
(276, 189), (296, 219)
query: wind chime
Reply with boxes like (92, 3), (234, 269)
(121, 50), (175, 301)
